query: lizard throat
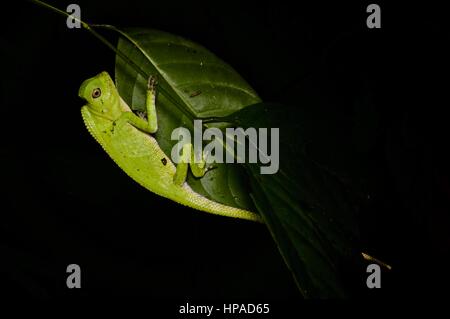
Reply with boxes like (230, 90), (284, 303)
(81, 106), (108, 152)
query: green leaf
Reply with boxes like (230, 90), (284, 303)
(225, 103), (361, 298)
(110, 27), (361, 297)
(113, 27), (261, 211)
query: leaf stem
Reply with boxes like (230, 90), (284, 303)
(362, 252), (392, 270)
(29, 0), (196, 121)
(29, 0), (148, 77)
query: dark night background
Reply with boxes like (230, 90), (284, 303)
(1, 0), (449, 306)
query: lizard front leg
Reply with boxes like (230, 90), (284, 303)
(114, 75), (158, 134)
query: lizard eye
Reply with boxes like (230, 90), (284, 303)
(92, 88), (101, 98)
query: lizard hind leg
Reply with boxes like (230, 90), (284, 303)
(173, 143), (207, 186)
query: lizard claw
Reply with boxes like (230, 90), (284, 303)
(148, 75), (158, 91)
(137, 111), (147, 120)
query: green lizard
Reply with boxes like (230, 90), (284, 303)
(79, 71), (262, 223)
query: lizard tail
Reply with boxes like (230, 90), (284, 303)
(180, 184), (264, 223)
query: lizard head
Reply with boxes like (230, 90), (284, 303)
(79, 71), (121, 120)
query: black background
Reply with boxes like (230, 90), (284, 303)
(1, 0), (449, 305)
